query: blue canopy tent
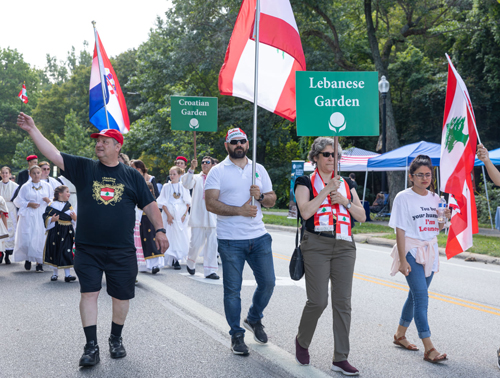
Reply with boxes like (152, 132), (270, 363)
(362, 142), (442, 207)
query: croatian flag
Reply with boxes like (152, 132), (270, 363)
(89, 32), (130, 133)
(440, 54), (478, 258)
(18, 83), (28, 104)
(219, 0), (306, 121)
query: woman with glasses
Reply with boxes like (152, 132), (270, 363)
(294, 137), (366, 375)
(39, 161), (62, 191)
(389, 155), (450, 363)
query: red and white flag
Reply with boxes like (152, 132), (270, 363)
(219, 0), (306, 121)
(18, 83), (28, 104)
(440, 54), (478, 259)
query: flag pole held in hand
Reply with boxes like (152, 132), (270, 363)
(92, 20), (111, 130)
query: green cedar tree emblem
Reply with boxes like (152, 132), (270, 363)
(444, 116), (468, 153)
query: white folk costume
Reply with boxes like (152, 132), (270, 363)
(181, 170), (218, 276)
(43, 201), (76, 276)
(310, 169), (352, 241)
(13, 181), (53, 264)
(157, 182), (191, 266)
(44, 177), (62, 191)
(0, 180), (19, 252)
(0, 196), (9, 252)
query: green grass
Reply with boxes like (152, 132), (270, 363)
(262, 214), (500, 257)
(381, 233), (500, 257)
(262, 214), (296, 227)
(262, 214), (394, 234)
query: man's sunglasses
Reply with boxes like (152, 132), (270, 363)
(229, 139), (247, 145)
(201, 161), (212, 165)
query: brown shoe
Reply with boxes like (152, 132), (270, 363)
(393, 335), (419, 351)
(424, 348), (448, 363)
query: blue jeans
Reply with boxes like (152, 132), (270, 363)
(217, 233), (275, 336)
(400, 253), (434, 339)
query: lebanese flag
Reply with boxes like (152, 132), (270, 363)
(89, 32), (130, 133)
(219, 0), (306, 121)
(18, 83), (28, 104)
(440, 54), (478, 259)
(100, 187), (115, 201)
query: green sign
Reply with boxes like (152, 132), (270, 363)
(171, 96), (218, 132)
(296, 71), (379, 136)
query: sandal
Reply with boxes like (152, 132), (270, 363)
(393, 335), (419, 351)
(424, 348), (448, 363)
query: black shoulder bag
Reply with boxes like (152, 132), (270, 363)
(289, 207), (305, 281)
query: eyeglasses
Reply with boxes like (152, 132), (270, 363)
(201, 161), (212, 165)
(319, 152), (339, 158)
(229, 139), (247, 145)
(412, 173), (432, 179)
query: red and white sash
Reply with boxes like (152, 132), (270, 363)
(310, 170), (352, 241)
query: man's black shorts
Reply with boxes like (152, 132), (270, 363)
(74, 243), (138, 300)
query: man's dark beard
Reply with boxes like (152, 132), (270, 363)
(228, 146), (247, 159)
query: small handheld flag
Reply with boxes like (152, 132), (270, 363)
(89, 22), (130, 133)
(18, 82), (28, 104)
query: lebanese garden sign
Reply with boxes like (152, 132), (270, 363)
(171, 96), (218, 132)
(296, 72), (378, 136)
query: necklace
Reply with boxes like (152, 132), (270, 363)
(32, 184), (42, 191)
(172, 183), (181, 199)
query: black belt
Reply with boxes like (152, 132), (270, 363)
(305, 228), (336, 239)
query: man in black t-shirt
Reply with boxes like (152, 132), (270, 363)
(17, 113), (169, 368)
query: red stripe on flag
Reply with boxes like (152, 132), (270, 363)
(218, 0), (256, 96)
(273, 60), (301, 121)
(254, 13), (306, 71)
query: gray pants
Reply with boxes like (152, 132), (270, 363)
(296, 230), (356, 362)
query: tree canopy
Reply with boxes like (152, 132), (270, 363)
(1, 0), (499, 207)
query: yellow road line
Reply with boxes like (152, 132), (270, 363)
(273, 253), (500, 316)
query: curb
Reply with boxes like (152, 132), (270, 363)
(265, 224), (500, 266)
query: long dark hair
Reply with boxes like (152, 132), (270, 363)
(408, 155), (435, 194)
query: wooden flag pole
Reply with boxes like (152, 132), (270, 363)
(334, 136), (339, 177)
(193, 131), (197, 160)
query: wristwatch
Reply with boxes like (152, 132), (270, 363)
(346, 200), (352, 210)
(155, 228), (166, 234)
(257, 193), (265, 202)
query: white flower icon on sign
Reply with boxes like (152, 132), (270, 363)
(329, 112), (346, 132)
(189, 118), (199, 129)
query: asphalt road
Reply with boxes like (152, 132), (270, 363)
(1, 229), (500, 377)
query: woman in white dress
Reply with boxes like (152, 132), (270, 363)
(0, 166), (19, 264)
(157, 166), (191, 269)
(13, 165), (53, 272)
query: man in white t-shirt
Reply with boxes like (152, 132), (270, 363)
(205, 128), (276, 356)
